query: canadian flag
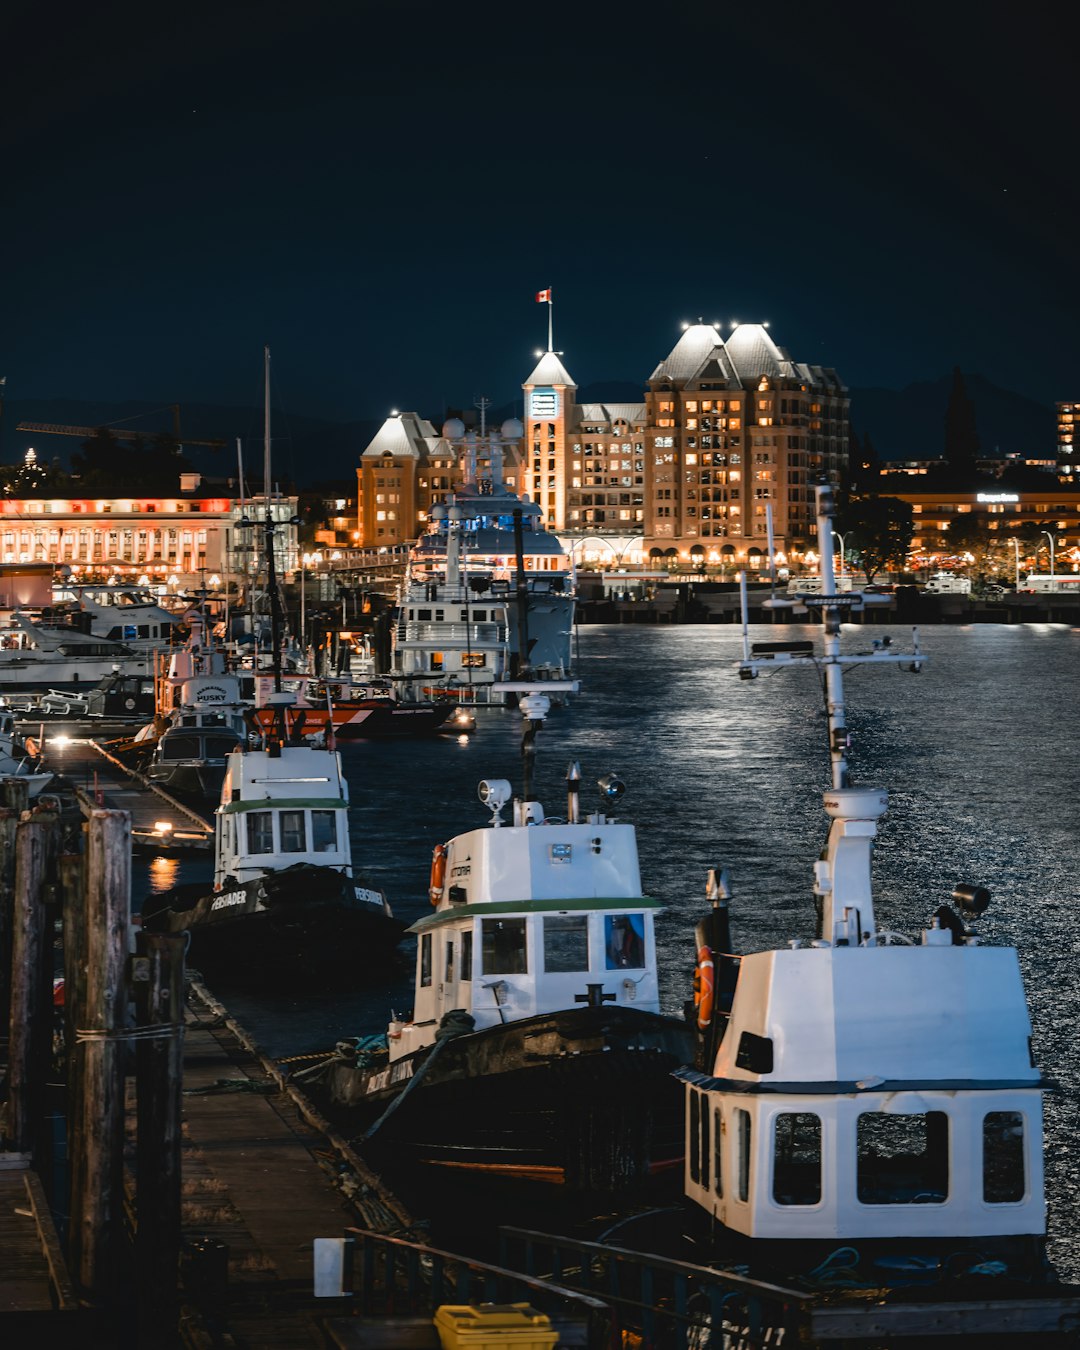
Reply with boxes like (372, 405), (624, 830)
(535, 288), (552, 303)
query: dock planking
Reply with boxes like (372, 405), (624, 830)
(49, 737), (213, 849)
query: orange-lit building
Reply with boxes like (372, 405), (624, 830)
(1057, 401), (1077, 477)
(0, 477), (299, 585)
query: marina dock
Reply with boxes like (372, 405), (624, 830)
(50, 737), (213, 850)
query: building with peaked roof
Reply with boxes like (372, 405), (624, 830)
(643, 321), (848, 566)
(356, 410), (523, 547)
(354, 321), (847, 568)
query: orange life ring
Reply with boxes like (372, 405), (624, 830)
(429, 843), (448, 906)
(694, 944), (714, 1032)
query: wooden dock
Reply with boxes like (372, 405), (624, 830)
(48, 737), (213, 850)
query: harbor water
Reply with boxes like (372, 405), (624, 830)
(136, 622), (1080, 1278)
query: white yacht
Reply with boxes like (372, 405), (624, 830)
(0, 612), (154, 690)
(309, 682), (694, 1194)
(680, 484), (1051, 1291)
(392, 418), (575, 705)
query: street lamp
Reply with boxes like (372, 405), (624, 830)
(1009, 537), (1021, 590)
(831, 532), (846, 579)
(1042, 531), (1056, 584)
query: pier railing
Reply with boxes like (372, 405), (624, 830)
(320, 1227), (613, 1348)
(499, 1226), (809, 1350)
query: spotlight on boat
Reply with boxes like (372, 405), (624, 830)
(153, 821), (173, 835)
(952, 883), (991, 917)
(478, 779), (511, 809)
(597, 773), (625, 803)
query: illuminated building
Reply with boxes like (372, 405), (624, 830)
(643, 323), (848, 566)
(881, 485), (1080, 567)
(356, 411), (521, 548)
(0, 476), (299, 585)
(1057, 402), (1077, 476)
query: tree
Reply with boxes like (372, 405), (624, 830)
(944, 512), (1011, 582)
(943, 367), (980, 480)
(837, 495), (915, 582)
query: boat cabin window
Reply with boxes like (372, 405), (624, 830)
(246, 812), (274, 855)
(462, 653), (485, 668)
(430, 653), (444, 671)
(311, 811), (337, 852)
(280, 810), (306, 853)
(773, 1113), (822, 1206)
(204, 734), (241, 758)
(417, 609), (432, 621)
(857, 1111), (948, 1205)
(714, 1109), (723, 1196)
(444, 939), (454, 984)
(160, 733), (202, 761)
(735, 1108), (752, 1202)
(461, 930), (473, 981)
(543, 915), (589, 972)
(983, 1111), (1025, 1203)
(420, 933), (432, 987)
(481, 918), (527, 975)
(605, 914), (645, 969)
(689, 1090), (712, 1189)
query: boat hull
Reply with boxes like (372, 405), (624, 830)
(314, 1005), (693, 1196)
(252, 701), (453, 739)
(141, 865), (406, 983)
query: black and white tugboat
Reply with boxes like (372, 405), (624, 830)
(307, 680), (694, 1195)
(678, 484), (1073, 1323)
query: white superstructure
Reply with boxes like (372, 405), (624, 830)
(390, 692), (664, 1061)
(393, 417), (575, 704)
(682, 485), (1045, 1254)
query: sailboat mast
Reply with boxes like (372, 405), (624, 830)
(263, 345), (272, 506)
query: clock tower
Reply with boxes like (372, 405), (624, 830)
(522, 350), (577, 530)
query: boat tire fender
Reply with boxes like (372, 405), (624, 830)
(429, 843), (447, 905)
(694, 945), (714, 1031)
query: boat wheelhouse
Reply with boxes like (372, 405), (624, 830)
(679, 484), (1049, 1288)
(312, 688), (693, 1194)
(393, 417), (575, 704)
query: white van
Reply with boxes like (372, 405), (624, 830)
(786, 575), (857, 596)
(923, 574), (971, 595)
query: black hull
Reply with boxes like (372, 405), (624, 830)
(314, 1006), (694, 1196)
(148, 761), (227, 800)
(335, 704), (453, 739)
(141, 865), (406, 984)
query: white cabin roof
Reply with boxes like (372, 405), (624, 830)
(713, 946), (1038, 1088)
(219, 745), (348, 810)
(415, 819), (653, 932)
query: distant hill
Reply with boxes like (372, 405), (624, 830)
(850, 374), (1056, 461)
(2, 372), (1058, 488)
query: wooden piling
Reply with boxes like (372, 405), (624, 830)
(5, 806), (60, 1155)
(68, 809), (131, 1305)
(134, 930), (185, 1337)
(0, 799), (22, 1040)
(60, 850), (86, 1176)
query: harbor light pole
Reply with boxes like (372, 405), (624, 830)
(301, 551), (311, 652)
(1010, 537), (1021, 590)
(1042, 531), (1056, 585)
(831, 531), (847, 580)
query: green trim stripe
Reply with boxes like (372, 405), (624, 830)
(409, 894), (662, 933)
(220, 797), (348, 814)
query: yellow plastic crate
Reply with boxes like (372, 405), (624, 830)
(434, 1303), (558, 1350)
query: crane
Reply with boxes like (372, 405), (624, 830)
(16, 403), (227, 449)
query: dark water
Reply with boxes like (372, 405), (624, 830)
(135, 622), (1080, 1276)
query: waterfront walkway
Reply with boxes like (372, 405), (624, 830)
(175, 981), (414, 1345)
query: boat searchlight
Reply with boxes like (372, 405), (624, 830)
(597, 773), (626, 803)
(478, 778), (512, 826)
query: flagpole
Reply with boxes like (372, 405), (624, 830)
(547, 296), (553, 353)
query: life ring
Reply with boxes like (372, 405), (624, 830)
(694, 944), (714, 1032)
(429, 843), (447, 906)
(124, 697), (136, 711)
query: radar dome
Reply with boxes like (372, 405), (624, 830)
(501, 417), (524, 440)
(448, 505), (463, 523)
(442, 418), (465, 439)
(430, 502), (447, 522)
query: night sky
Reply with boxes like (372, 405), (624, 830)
(3, 1), (1077, 425)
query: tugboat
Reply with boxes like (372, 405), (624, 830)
(392, 412), (575, 706)
(679, 483), (1067, 1310)
(305, 680), (694, 1195)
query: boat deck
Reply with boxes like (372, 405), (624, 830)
(48, 738), (214, 850)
